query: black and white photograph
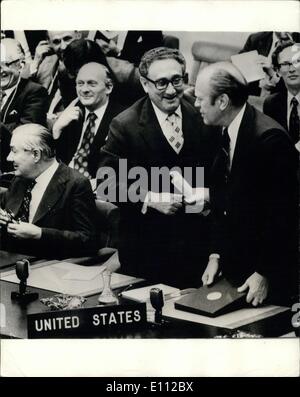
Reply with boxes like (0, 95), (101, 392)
(0, 0), (299, 378)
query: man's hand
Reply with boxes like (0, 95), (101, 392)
(53, 106), (82, 139)
(7, 222), (42, 240)
(0, 209), (11, 226)
(237, 272), (269, 306)
(202, 257), (219, 286)
(33, 40), (53, 66)
(184, 187), (210, 215)
(147, 192), (183, 215)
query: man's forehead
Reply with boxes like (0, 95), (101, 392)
(148, 58), (182, 77)
(77, 64), (106, 81)
(48, 31), (76, 40)
(279, 45), (300, 60)
(0, 42), (20, 62)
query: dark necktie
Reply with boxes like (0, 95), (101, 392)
(221, 127), (231, 182)
(289, 97), (300, 143)
(73, 112), (97, 178)
(17, 180), (36, 222)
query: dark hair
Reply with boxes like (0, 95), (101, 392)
(139, 47), (186, 77)
(209, 69), (249, 107)
(272, 40), (296, 70)
(63, 39), (115, 80)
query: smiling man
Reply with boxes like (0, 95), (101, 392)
(99, 47), (217, 287)
(0, 38), (48, 172)
(195, 61), (298, 305)
(264, 41), (300, 145)
(0, 123), (98, 259)
(53, 62), (124, 180)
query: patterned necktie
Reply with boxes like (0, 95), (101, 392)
(17, 180), (36, 222)
(166, 113), (184, 154)
(0, 90), (6, 109)
(289, 97), (300, 143)
(221, 127), (230, 182)
(73, 112), (97, 178)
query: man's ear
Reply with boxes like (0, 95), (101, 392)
(218, 94), (230, 111)
(32, 150), (42, 163)
(139, 76), (148, 94)
(105, 78), (114, 95)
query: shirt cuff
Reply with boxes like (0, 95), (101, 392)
(209, 253), (220, 260)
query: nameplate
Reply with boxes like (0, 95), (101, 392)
(27, 303), (147, 338)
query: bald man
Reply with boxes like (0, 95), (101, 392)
(195, 62), (298, 305)
(53, 62), (124, 180)
(0, 38), (48, 171)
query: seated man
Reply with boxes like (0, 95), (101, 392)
(1, 38), (48, 171)
(263, 41), (300, 145)
(53, 62), (124, 181)
(0, 124), (98, 259)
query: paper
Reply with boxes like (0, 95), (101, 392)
(170, 170), (194, 200)
(121, 283), (180, 302)
(163, 297), (289, 329)
(231, 50), (266, 83)
(0, 261), (143, 297)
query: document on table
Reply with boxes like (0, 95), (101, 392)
(0, 261), (143, 297)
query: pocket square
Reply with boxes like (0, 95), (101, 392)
(9, 110), (18, 116)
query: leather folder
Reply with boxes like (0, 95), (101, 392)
(175, 278), (247, 317)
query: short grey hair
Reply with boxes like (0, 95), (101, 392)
(12, 124), (56, 158)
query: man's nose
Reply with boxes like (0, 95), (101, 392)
(165, 82), (176, 95)
(7, 152), (13, 162)
(60, 40), (68, 51)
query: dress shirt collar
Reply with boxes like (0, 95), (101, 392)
(287, 91), (300, 107)
(151, 101), (182, 124)
(226, 104), (247, 160)
(84, 100), (109, 124)
(1, 85), (16, 108)
(35, 159), (59, 187)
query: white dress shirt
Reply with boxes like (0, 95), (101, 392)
(141, 102), (183, 214)
(287, 91), (300, 130)
(69, 100), (109, 168)
(151, 101), (183, 148)
(29, 159), (59, 223)
(227, 104), (247, 168)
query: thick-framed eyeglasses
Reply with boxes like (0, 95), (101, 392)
(278, 59), (300, 71)
(143, 75), (184, 90)
(0, 58), (22, 68)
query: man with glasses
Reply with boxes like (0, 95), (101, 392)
(1, 38), (48, 172)
(100, 47), (217, 287)
(264, 41), (300, 147)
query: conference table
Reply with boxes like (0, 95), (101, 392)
(0, 251), (296, 339)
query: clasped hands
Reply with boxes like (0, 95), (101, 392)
(147, 188), (209, 215)
(0, 212), (41, 240)
(202, 258), (268, 306)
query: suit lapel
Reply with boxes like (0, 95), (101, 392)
(1, 78), (25, 123)
(32, 163), (69, 224)
(5, 178), (28, 217)
(138, 98), (176, 157)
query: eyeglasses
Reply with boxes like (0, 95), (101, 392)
(278, 59), (300, 71)
(0, 58), (22, 68)
(143, 75), (184, 90)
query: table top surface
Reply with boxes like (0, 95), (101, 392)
(0, 251), (296, 339)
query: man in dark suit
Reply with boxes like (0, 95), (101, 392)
(99, 47), (217, 288)
(0, 124), (98, 259)
(263, 41), (300, 144)
(240, 31), (300, 96)
(195, 62), (298, 305)
(53, 62), (124, 182)
(1, 38), (48, 171)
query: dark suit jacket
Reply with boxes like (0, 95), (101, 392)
(240, 32), (300, 96)
(1, 77), (48, 133)
(100, 96), (219, 287)
(0, 163), (98, 259)
(1, 78), (49, 172)
(210, 104), (298, 302)
(56, 99), (124, 178)
(263, 90), (288, 131)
